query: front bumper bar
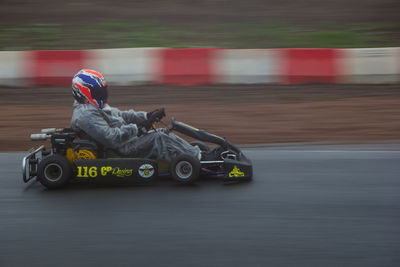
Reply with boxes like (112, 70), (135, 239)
(22, 145), (45, 183)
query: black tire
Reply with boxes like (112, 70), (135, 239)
(189, 141), (210, 152)
(170, 154), (200, 185)
(37, 155), (71, 189)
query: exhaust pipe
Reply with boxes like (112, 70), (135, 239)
(30, 134), (51, 141)
(41, 128), (57, 134)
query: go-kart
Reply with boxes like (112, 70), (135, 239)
(22, 113), (253, 189)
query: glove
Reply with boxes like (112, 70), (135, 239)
(147, 108), (165, 123)
(137, 108), (166, 136)
(136, 123), (145, 137)
(136, 120), (151, 136)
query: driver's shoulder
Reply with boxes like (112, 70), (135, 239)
(72, 103), (103, 121)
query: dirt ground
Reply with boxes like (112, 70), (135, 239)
(1, 84), (400, 151)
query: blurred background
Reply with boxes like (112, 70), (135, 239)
(0, 0), (399, 150)
(1, 0), (400, 49)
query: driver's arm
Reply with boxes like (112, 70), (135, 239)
(108, 106), (147, 125)
(74, 110), (139, 149)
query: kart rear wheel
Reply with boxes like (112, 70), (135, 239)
(170, 154), (200, 185)
(190, 141), (210, 152)
(37, 155), (71, 189)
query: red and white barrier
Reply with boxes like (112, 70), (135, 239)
(88, 48), (161, 85)
(0, 47), (399, 86)
(213, 49), (282, 84)
(280, 49), (346, 84)
(0, 51), (30, 86)
(28, 50), (90, 86)
(157, 48), (217, 86)
(344, 48), (400, 84)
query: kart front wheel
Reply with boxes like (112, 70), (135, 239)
(37, 155), (71, 189)
(170, 154), (200, 185)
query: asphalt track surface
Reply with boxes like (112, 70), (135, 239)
(1, 145), (400, 267)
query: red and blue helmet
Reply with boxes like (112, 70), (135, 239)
(72, 69), (108, 108)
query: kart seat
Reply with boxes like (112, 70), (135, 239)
(72, 129), (127, 158)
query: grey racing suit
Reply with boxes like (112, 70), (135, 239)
(70, 101), (200, 161)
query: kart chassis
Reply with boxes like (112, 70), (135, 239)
(22, 118), (252, 186)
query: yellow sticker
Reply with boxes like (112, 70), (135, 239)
(101, 166), (113, 176)
(76, 166), (98, 178)
(229, 165), (245, 178)
(66, 148), (96, 164)
(179, 122), (199, 131)
(100, 166), (133, 178)
(111, 167), (133, 178)
(76, 166), (133, 178)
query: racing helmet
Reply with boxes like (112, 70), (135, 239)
(72, 69), (108, 109)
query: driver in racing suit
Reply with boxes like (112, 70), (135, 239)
(70, 69), (200, 161)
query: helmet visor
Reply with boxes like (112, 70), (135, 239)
(91, 85), (108, 104)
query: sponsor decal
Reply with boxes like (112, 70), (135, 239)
(76, 166), (133, 178)
(76, 166), (98, 178)
(138, 164), (155, 179)
(75, 150), (96, 160)
(111, 167), (133, 178)
(228, 165), (245, 178)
